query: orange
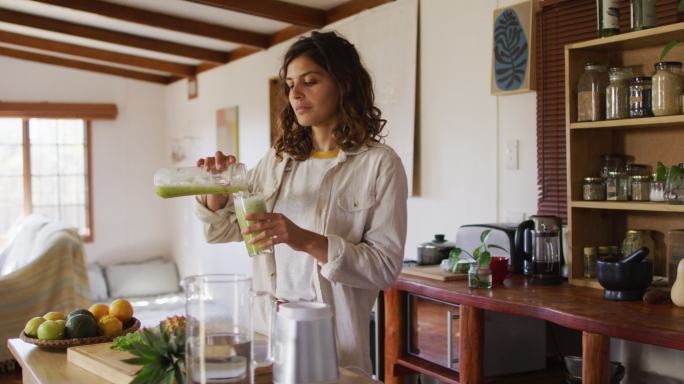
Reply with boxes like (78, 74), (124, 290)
(98, 315), (123, 336)
(109, 299), (134, 322)
(89, 303), (109, 321)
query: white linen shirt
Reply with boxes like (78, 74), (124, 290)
(194, 142), (408, 374)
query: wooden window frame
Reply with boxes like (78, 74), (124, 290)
(1, 102), (116, 243)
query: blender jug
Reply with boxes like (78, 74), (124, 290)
(181, 274), (275, 384)
(529, 225), (563, 285)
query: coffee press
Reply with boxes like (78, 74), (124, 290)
(517, 215), (563, 285)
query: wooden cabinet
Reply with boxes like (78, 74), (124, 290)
(406, 294), (460, 369)
(565, 22), (684, 288)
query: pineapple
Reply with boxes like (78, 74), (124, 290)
(115, 318), (186, 384)
(162, 316), (186, 335)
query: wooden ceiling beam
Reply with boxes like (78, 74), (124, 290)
(32, 0), (270, 48)
(0, 30), (195, 76)
(184, 0), (326, 28)
(178, 0), (395, 84)
(0, 45), (172, 84)
(0, 8), (229, 63)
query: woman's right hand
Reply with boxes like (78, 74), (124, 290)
(196, 151), (237, 211)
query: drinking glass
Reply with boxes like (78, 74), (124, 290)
(233, 192), (274, 256)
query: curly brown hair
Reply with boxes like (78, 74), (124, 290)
(274, 31), (386, 161)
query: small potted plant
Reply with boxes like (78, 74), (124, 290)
(448, 229), (508, 289)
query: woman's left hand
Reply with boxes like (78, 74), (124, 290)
(243, 212), (328, 262)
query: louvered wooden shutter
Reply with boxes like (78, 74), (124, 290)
(535, 0), (681, 222)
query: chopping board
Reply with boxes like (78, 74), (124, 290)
(67, 342), (272, 384)
(400, 264), (468, 281)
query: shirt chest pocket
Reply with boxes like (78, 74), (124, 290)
(331, 191), (376, 243)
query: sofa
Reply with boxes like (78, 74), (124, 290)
(87, 257), (185, 329)
(0, 214), (91, 370)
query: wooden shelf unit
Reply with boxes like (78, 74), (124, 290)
(565, 23), (684, 287)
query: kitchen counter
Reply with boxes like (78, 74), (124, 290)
(384, 274), (684, 384)
(8, 338), (378, 384)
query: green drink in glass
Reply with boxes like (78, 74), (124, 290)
(154, 164), (248, 198)
(233, 192), (273, 256)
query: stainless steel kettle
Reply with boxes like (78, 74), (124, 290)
(273, 302), (339, 384)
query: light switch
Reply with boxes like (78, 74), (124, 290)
(505, 140), (519, 170)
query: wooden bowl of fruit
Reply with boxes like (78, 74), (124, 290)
(20, 299), (140, 349)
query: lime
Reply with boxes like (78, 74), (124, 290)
(37, 320), (66, 340)
(43, 311), (65, 321)
(24, 317), (47, 338)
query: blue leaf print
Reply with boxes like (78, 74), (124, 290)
(494, 9), (528, 91)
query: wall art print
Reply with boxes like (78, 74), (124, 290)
(491, 0), (537, 95)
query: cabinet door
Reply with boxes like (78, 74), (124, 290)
(407, 294), (460, 369)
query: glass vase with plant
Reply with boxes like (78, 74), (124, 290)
(448, 229), (508, 289)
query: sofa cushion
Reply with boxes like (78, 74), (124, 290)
(87, 263), (109, 302)
(104, 258), (180, 298)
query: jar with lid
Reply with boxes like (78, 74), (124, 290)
(606, 67), (633, 119)
(622, 229), (655, 262)
(652, 61), (683, 116)
(631, 175), (651, 201)
(630, 0), (656, 31)
(601, 154), (629, 178)
(626, 163), (651, 199)
(577, 63), (609, 122)
(629, 76), (653, 117)
(598, 246), (614, 259)
(583, 177), (606, 200)
(584, 246), (598, 278)
(606, 171), (629, 200)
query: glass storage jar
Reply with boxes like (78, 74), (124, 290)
(577, 63), (609, 122)
(650, 180), (666, 201)
(629, 76), (653, 117)
(622, 229), (655, 262)
(631, 175), (651, 201)
(626, 163), (651, 199)
(601, 154), (629, 178)
(606, 67), (633, 119)
(652, 61), (683, 116)
(584, 246), (598, 278)
(583, 177), (607, 200)
(606, 171), (629, 201)
(630, 0), (657, 31)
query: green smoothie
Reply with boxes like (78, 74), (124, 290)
(234, 194), (272, 256)
(155, 184), (247, 198)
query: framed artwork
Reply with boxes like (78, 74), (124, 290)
(216, 106), (239, 158)
(491, 0), (537, 95)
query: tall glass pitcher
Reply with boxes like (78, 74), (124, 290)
(181, 274), (274, 384)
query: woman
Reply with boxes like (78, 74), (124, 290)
(195, 31), (407, 374)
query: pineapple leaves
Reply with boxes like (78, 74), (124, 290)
(119, 323), (187, 384)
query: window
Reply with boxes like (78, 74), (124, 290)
(0, 117), (93, 243)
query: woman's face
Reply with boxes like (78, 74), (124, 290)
(285, 55), (340, 129)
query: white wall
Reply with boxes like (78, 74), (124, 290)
(0, 56), (171, 265)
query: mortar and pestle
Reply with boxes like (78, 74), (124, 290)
(597, 247), (653, 301)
